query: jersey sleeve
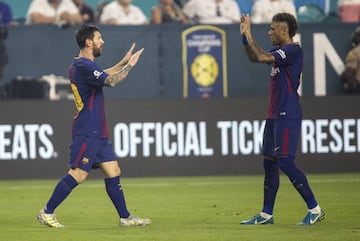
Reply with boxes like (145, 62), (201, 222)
(270, 44), (300, 66)
(79, 61), (109, 88)
(2, 3), (13, 23)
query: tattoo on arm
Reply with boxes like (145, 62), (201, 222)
(104, 64), (133, 87)
(244, 45), (258, 62)
(243, 35), (273, 63)
(244, 38), (267, 62)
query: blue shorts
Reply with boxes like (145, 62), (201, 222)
(262, 119), (301, 158)
(69, 136), (118, 172)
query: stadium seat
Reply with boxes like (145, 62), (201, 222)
(322, 0), (340, 23)
(322, 12), (340, 23)
(8, 0), (157, 22)
(294, 0), (326, 13)
(328, 0), (339, 13)
(297, 4), (325, 23)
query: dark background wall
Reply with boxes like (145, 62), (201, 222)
(0, 24), (359, 179)
(1, 23), (357, 98)
(0, 96), (359, 179)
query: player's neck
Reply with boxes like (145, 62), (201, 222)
(78, 50), (95, 61)
(279, 38), (293, 47)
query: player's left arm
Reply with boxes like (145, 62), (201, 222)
(104, 48), (144, 87)
(104, 43), (136, 75)
(240, 15), (275, 64)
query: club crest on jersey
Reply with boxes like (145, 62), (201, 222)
(276, 49), (286, 59)
(93, 70), (103, 79)
(82, 157), (89, 165)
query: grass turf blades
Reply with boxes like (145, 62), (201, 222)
(0, 174), (359, 241)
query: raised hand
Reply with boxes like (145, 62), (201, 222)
(240, 14), (251, 36)
(104, 47), (144, 87)
(128, 48), (145, 67)
(120, 43), (136, 65)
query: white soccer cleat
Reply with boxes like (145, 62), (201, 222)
(120, 215), (151, 226)
(37, 209), (65, 228)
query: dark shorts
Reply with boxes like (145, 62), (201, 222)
(69, 135), (118, 172)
(262, 119), (301, 158)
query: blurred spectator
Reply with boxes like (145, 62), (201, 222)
(338, 0), (360, 23)
(183, 0), (241, 24)
(151, 0), (188, 24)
(95, 0), (110, 22)
(0, 25), (7, 91)
(0, 3), (8, 98)
(174, 0), (189, 8)
(73, 0), (95, 23)
(26, 0), (83, 25)
(252, 0), (297, 24)
(294, 0), (327, 13)
(341, 27), (360, 94)
(100, 0), (148, 25)
(0, 1), (16, 25)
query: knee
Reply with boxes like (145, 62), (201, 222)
(278, 156), (295, 174)
(100, 161), (122, 178)
(278, 157), (305, 189)
(278, 160), (288, 173)
(68, 168), (88, 184)
(107, 165), (121, 178)
(115, 166), (121, 176)
(264, 156), (276, 161)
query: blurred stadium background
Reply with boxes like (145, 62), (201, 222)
(8, 0), (158, 19)
(0, 0), (358, 192)
(0, 1), (359, 240)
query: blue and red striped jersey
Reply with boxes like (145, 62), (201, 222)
(267, 43), (303, 119)
(68, 57), (109, 139)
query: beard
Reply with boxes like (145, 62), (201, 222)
(93, 45), (102, 57)
(271, 38), (280, 46)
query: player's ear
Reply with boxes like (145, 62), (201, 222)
(282, 26), (289, 37)
(85, 38), (92, 47)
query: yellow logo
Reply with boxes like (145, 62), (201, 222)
(70, 83), (84, 112)
(82, 157), (89, 165)
(191, 54), (219, 87)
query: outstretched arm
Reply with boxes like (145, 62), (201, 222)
(104, 48), (144, 87)
(104, 43), (136, 75)
(240, 15), (275, 64)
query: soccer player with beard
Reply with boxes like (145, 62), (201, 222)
(239, 13), (325, 225)
(37, 25), (150, 228)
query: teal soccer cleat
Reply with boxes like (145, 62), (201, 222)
(298, 210), (325, 225)
(240, 214), (274, 225)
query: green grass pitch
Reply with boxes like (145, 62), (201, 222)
(0, 173), (359, 241)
